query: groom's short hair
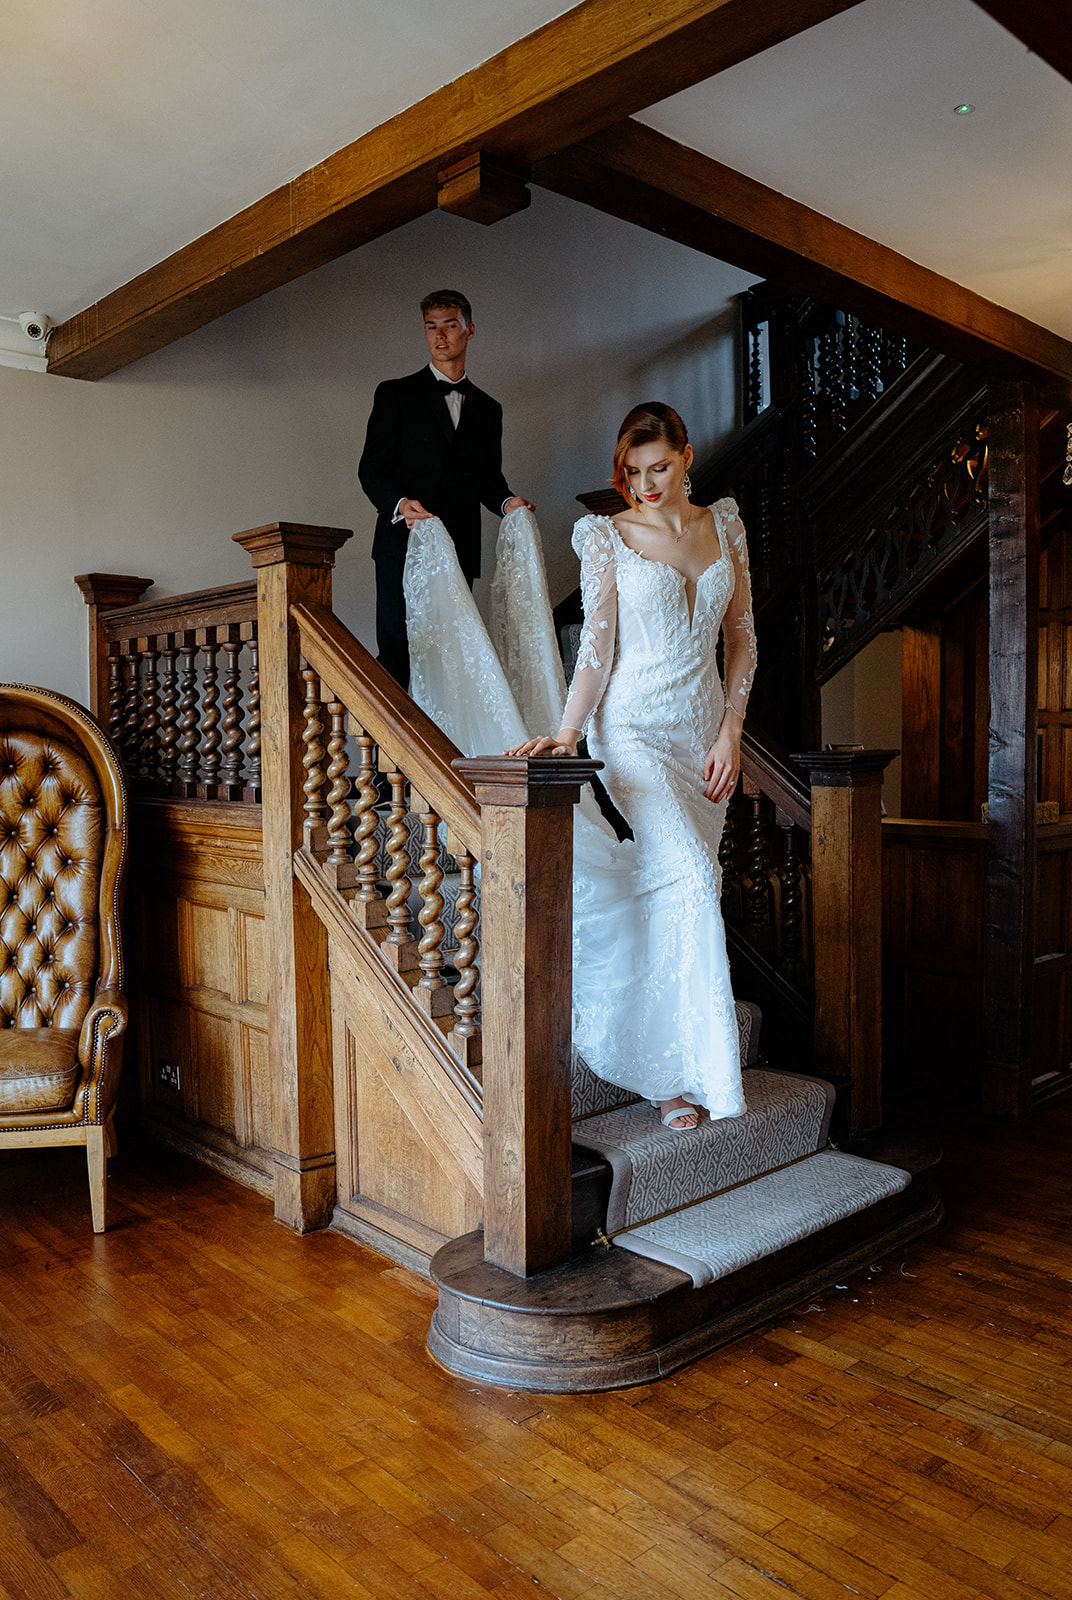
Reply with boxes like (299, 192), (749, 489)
(420, 289), (473, 325)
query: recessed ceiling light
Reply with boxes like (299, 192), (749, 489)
(953, 103), (975, 115)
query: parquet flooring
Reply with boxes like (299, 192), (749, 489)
(0, 1100), (1070, 1600)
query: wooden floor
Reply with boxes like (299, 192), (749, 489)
(1, 1104), (1070, 1600)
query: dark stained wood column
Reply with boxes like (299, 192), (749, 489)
(234, 522), (352, 1231)
(983, 382), (1041, 1118)
(74, 573), (154, 719)
(454, 755), (600, 1278)
(795, 748), (898, 1136)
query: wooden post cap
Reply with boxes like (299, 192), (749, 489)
(452, 755), (603, 808)
(792, 749), (900, 787)
(74, 573), (154, 607)
(233, 523), (352, 568)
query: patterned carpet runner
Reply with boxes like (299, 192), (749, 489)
(572, 1010), (910, 1288)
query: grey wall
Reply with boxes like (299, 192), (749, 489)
(1, 187), (756, 703)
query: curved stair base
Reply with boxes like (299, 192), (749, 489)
(428, 1137), (942, 1393)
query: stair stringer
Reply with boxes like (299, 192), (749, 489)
(296, 848), (484, 1272)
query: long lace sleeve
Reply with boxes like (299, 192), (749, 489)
(718, 499), (757, 720)
(561, 518), (618, 736)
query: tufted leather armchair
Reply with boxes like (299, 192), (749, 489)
(0, 684), (128, 1231)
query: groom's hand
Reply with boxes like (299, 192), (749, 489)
(503, 495), (535, 514)
(398, 498), (432, 528)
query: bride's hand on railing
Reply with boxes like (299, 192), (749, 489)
(505, 729), (580, 758)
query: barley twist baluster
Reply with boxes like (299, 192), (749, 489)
(176, 635), (200, 793)
(747, 324), (763, 419)
(324, 698), (352, 869)
(450, 849), (480, 1047)
(778, 817), (806, 988)
(244, 629), (261, 801)
(800, 341), (818, 460)
(301, 666), (327, 851)
(745, 786), (772, 950)
(383, 769), (414, 962)
(140, 643), (160, 787)
(718, 793), (739, 892)
(158, 641), (179, 788)
(106, 651), (124, 751)
(218, 630), (244, 796)
(417, 809), (448, 1006)
(859, 320), (881, 405)
(352, 733), (384, 919)
(198, 635), (221, 796)
(123, 646), (142, 776)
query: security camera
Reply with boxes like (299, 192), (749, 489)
(18, 313), (54, 342)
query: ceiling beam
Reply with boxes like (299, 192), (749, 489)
(972, 1), (1072, 86)
(533, 120), (1072, 387)
(47, 0), (863, 380)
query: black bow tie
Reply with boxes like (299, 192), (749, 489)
(440, 379), (469, 396)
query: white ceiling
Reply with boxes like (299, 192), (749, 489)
(2, 0), (1069, 370)
(638, 0), (1072, 340)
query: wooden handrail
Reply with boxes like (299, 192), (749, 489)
(741, 731), (811, 830)
(101, 579), (257, 641)
(292, 600), (481, 850)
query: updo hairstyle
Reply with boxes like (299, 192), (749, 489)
(611, 402), (690, 503)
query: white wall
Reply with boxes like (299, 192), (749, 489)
(821, 629), (904, 815)
(0, 188), (756, 704)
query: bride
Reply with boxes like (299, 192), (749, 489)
(506, 402), (756, 1131)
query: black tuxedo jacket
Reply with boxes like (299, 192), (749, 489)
(358, 366), (513, 583)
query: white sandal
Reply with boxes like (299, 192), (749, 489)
(660, 1104), (699, 1131)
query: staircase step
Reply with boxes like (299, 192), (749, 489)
(615, 1149), (911, 1287)
(573, 1068), (834, 1233)
(571, 999), (762, 1119)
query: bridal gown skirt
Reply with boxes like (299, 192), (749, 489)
(569, 535), (747, 1119)
(572, 715), (746, 1119)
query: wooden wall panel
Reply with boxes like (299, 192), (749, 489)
(328, 937), (482, 1270)
(900, 581), (988, 821)
(127, 801), (271, 1190)
(882, 822), (987, 1100)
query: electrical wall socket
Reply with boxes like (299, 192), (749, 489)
(159, 1060), (181, 1092)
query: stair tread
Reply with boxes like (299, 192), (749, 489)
(573, 1068), (834, 1233)
(616, 1149), (911, 1288)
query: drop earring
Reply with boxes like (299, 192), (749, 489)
(683, 471), (693, 498)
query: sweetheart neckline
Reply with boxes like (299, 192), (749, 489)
(595, 515), (728, 589)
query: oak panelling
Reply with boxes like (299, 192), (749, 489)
(128, 798), (271, 1191)
(533, 120), (1072, 384)
(1037, 520), (1072, 813)
(984, 383), (1040, 1118)
(48, 0), (865, 380)
(318, 882), (483, 1271)
(882, 822), (987, 1100)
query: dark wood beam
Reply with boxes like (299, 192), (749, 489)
(47, 0), (863, 380)
(533, 120), (1072, 386)
(973, 1), (1072, 86)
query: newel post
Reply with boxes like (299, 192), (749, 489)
(794, 748), (898, 1136)
(234, 522), (352, 1231)
(453, 755), (601, 1277)
(74, 573), (154, 719)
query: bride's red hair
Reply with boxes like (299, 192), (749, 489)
(611, 402), (690, 502)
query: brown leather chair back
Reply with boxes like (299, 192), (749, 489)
(0, 687), (126, 1035)
(0, 729), (104, 1033)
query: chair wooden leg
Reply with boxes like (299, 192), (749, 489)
(86, 1125), (108, 1233)
(105, 1119), (118, 1159)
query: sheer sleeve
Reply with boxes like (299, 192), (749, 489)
(717, 499), (757, 720)
(561, 517), (618, 736)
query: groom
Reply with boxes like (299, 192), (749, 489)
(358, 289), (533, 688)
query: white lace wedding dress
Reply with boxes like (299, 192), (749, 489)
(403, 497), (756, 1120)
